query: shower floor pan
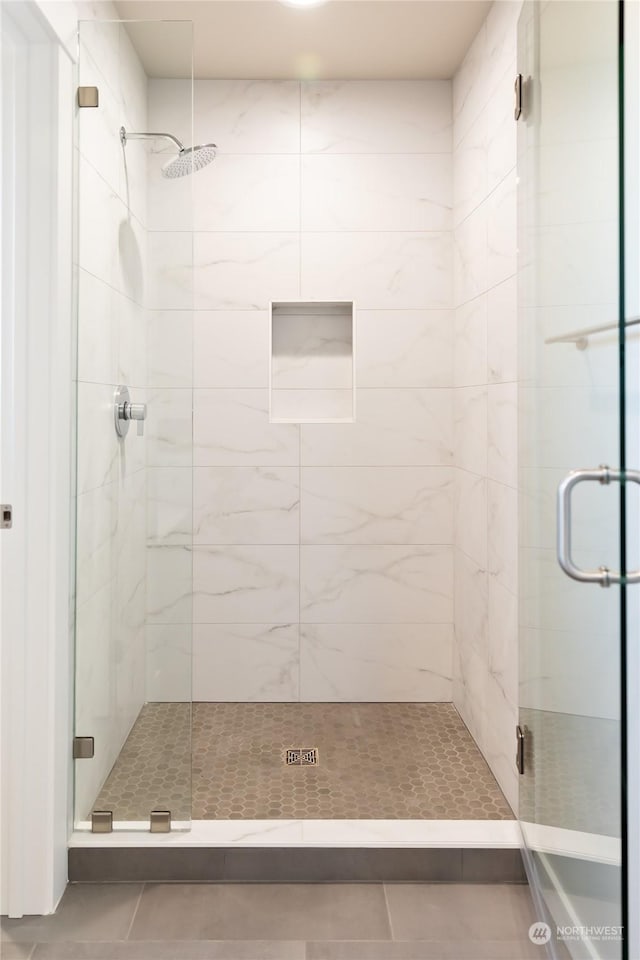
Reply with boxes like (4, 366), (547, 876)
(70, 703), (522, 882)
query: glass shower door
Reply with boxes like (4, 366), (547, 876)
(517, 1), (629, 956)
(73, 19), (194, 831)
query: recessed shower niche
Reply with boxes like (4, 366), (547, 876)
(269, 301), (355, 423)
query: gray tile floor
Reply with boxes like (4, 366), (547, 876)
(1, 881), (550, 959)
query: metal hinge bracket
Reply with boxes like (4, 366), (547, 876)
(516, 725), (525, 774)
(91, 810), (113, 833)
(514, 74), (523, 120)
(1, 505), (12, 529)
(78, 86), (99, 108)
(73, 736), (95, 759)
(150, 810), (171, 833)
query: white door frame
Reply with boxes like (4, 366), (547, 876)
(0, 0), (74, 917)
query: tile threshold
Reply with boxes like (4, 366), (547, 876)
(70, 819), (521, 848)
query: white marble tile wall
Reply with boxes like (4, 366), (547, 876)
(74, 21), (149, 821)
(452, 1), (521, 813)
(147, 77), (455, 705)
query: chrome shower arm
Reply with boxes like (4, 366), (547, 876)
(119, 126), (184, 151)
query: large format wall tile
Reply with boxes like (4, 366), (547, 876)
(300, 623), (453, 701)
(193, 466), (299, 545)
(301, 80), (452, 155)
(301, 155), (451, 232)
(194, 311), (269, 389)
(147, 76), (458, 708)
(301, 389), (453, 466)
(195, 233), (300, 310)
(149, 155), (300, 233)
(194, 390), (299, 466)
(194, 546), (299, 623)
(300, 545), (453, 623)
(301, 232), (451, 309)
(356, 310), (453, 388)
(300, 466), (453, 545)
(193, 624), (299, 701)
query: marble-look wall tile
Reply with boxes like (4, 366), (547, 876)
(300, 466), (453, 545)
(452, 20), (487, 149)
(271, 388), (354, 423)
(147, 545), (193, 624)
(149, 79), (301, 154)
(452, 3), (520, 811)
(454, 469), (487, 568)
(117, 293), (147, 388)
(77, 268), (118, 386)
(194, 311), (269, 389)
(147, 467), (193, 546)
(300, 623), (453, 701)
(194, 389), (299, 466)
(147, 311), (193, 389)
(487, 276), (517, 383)
(146, 388), (193, 468)
(356, 310), (453, 389)
(301, 389), (453, 467)
(194, 545), (299, 623)
(147, 231), (194, 310)
(454, 386), (488, 476)
(453, 110), (487, 228)
(193, 624), (299, 701)
(301, 80), (452, 154)
(76, 482), (117, 607)
(454, 295), (487, 387)
(300, 545), (453, 623)
(193, 466), (299, 544)
(487, 480), (518, 596)
(488, 383), (518, 487)
(195, 233), (300, 310)
(148, 154), (300, 233)
(301, 155), (451, 232)
(76, 381), (119, 495)
(146, 625), (192, 702)
(301, 232), (451, 310)
(487, 170), (517, 288)
(453, 203), (488, 305)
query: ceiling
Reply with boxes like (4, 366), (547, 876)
(114, 1), (492, 80)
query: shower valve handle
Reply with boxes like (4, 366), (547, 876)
(114, 386), (146, 438)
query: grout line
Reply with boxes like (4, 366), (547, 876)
(382, 882), (397, 941)
(124, 883), (145, 940)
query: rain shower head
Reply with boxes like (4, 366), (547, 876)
(119, 127), (217, 178)
(161, 143), (218, 179)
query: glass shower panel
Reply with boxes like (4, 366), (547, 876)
(518, 2), (625, 956)
(73, 19), (194, 831)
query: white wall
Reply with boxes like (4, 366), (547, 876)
(73, 17), (149, 821)
(146, 78), (456, 704)
(452, 0), (521, 812)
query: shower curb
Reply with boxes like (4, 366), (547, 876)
(68, 846), (525, 883)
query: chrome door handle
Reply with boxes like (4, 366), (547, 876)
(557, 465), (640, 586)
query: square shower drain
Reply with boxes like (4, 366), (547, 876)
(285, 748), (318, 765)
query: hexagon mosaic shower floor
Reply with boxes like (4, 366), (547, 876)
(92, 702), (514, 822)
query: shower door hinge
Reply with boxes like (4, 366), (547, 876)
(78, 86), (99, 108)
(73, 736), (95, 759)
(150, 810), (171, 833)
(91, 811), (113, 833)
(514, 74), (523, 120)
(516, 725), (526, 774)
